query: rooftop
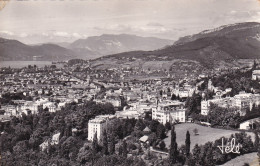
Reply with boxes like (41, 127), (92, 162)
(89, 114), (116, 123)
(253, 70), (260, 74)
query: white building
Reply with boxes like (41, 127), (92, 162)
(39, 132), (61, 151)
(42, 102), (57, 112)
(115, 110), (140, 119)
(252, 70), (260, 80)
(51, 132), (61, 145)
(201, 100), (210, 116)
(2, 105), (18, 116)
(94, 97), (121, 107)
(88, 115), (116, 142)
(152, 102), (186, 124)
(201, 92), (260, 116)
(201, 97), (236, 115)
(234, 92), (260, 112)
(172, 83), (196, 98)
(21, 101), (40, 114)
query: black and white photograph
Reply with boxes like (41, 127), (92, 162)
(0, 0), (260, 165)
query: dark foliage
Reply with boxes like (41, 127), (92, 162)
(185, 93), (202, 116)
(190, 132), (254, 166)
(169, 125), (178, 165)
(208, 104), (241, 128)
(0, 101), (115, 165)
(211, 69), (259, 96)
(185, 131), (191, 156)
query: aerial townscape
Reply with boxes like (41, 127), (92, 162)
(1, 1), (260, 165)
(1, 23), (260, 165)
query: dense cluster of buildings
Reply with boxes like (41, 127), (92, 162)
(1, 62), (260, 147)
(1, 98), (59, 117)
(0, 66), (105, 121)
(201, 91), (260, 116)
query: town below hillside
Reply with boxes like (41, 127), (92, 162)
(0, 59), (260, 165)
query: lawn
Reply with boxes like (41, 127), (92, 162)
(164, 123), (255, 150)
(218, 152), (259, 166)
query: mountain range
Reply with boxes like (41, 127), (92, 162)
(67, 34), (173, 59)
(0, 34), (173, 61)
(92, 22), (260, 69)
(0, 38), (76, 61)
(0, 22), (260, 66)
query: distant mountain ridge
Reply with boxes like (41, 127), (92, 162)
(0, 37), (77, 61)
(1, 23), (259, 63)
(68, 34), (173, 58)
(96, 22), (260, 67)
(0, 34), (173, 61)
(175, 22), (260, 45)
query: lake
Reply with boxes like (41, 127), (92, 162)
(0, 61), (63, 68)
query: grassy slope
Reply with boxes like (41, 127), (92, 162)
(218, 152), (259, 166)
(164, 123), (254, 150)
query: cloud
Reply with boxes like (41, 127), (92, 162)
(72, 33), (81, 38)
(51, 32), (84, 39)
(42, 32), (49, 37)
(147, 22), (164, 27)
(0, 30), (14, 36)
(94, 23), (173, 34)
(19, 33), (28, 38)
(228, 10), (251, 18)
(53, 31), (70, 37)
(227, 9), (260, 20)
(94, 24), (131, 32)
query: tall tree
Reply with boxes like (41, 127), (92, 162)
(185, 130), (191, 157)
(165, 122), (171, 130)
(149, 120), (160, 132)
(192, 144), (202, 166)
(255, 131), (259, 151)
(156, 123), (166, 139)
(253, 60), (257, 70)
(134, 119), (145, 131)
(102, 130), (108, 155)
(258, 143), (260, 165)
(256, 122), (260, 165)
(171, 94), (177, 100)
(204, 142), (215, 166)
(159, 141), (166, 150)
(118, 145), (123, 156)
(122, 140), (127, 158)
(92, 132), (99, 154)
(169, 125), (178, 165)
(108, 133), (115, 155)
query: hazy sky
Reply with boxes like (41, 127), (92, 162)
(0, 0), (260, 44)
